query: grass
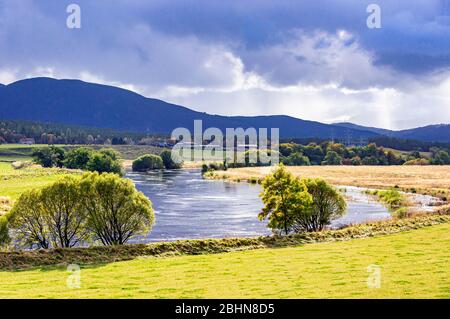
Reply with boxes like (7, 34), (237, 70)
(367, 189), (406, 210)
(211, 165), (450, 200)
(1, 214), (448, 269)
(0, 161), (81, 200)
(0, 223), (448, 298)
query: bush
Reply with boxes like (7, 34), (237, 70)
(282, 152), (310, 166)
(371, 189), (405, 210)
(86, 149), (123, 175)
(32, 146), (65, 168)
(160, 149), (182, 169)
(362, 156), (379, 165)
(321, 151), (343, 165)
(393, 207), (408, 219)
(403, 158), (429, 165)
(132, 154), (164, 171)
(64, 147), (93, 169)
(80, 173), (155, 245)
(201, 162), (227, 173)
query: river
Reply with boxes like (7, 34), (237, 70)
(126, 169), (393, 242)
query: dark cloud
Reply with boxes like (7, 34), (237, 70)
(0, 0), (449, 129)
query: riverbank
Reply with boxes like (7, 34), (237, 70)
(205, 165), (450, 200)
(1, 221), (448, 298)
(1, 213), (448, 270)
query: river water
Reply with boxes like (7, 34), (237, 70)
(126, 169), (392, 242)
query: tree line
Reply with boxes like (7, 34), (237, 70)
(0, 120), (166, 145)
(223, 142), (450, 167)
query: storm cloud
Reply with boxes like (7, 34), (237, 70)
(0, 0), (449, 129)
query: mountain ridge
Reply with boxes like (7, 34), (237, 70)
(334, 122), (450, 143)
(0, 77), (448, 142)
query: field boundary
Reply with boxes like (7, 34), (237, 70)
(1, 213), (449, 270)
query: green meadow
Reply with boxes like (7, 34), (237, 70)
(0, 223), (448, 298)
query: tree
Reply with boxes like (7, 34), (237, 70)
(321, 151), (343, 165)
(39, 176), (88, 248)
(64, 147), (93, 169)
(430, 150), (450, 165)
(79, 173), (155, 245)
(86, 149), (122, 175)
(283, 152), (310, 166)
(259, 165), (312, 235)
(9, 177), (88, 248)
(9, 190), (50, 249)
(32, 146), (66, 168)
(362, 156), (379, 165)
(303, 144), (324, 165)
(132, 154), (164, 171)
(294, 179), (347, 232)
(160, 149), (182, 169)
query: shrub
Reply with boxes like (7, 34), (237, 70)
(80, 173), (155, 245)
(32, 146), (65, 168)
(321, 151), (343, 165)
(361, 156), (379, 165)
(393, 207), (408, 219)
(403, 158), (430, 165)
(201, 162), (227, 173)
(86, 149), (123, 175)
(371, 189), (405, 210)
(160, 149), (182, 169)
(64, 147), (93, 169)
(282, 152), (310, 166)
(132, 154), (164, 171)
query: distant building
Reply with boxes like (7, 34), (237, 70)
(19, 138), (35, 145)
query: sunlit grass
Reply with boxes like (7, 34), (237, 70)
(0, 223), (448, 298)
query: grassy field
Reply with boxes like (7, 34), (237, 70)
(0, 223), (448, 298)
(212, 166), (450, 199)
(0, 162), (80, 200)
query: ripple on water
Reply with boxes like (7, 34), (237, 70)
(127, 170), (393, 242)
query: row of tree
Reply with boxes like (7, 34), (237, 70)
(1, 173), (154, 248)
(32, 146), (123, 175)
(265, 142), (449, 166)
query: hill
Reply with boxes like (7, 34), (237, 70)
(0, 77), (378, 139)
(335, 122), (450, 143)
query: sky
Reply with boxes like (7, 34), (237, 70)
(1, 0), (450, 130)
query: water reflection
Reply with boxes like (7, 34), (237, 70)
(126, 169), (391, 242)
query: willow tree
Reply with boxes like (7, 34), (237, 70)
(80, 172), (154, 245)
(294, 179), (346, 232)
(259, 165), (312, 235)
